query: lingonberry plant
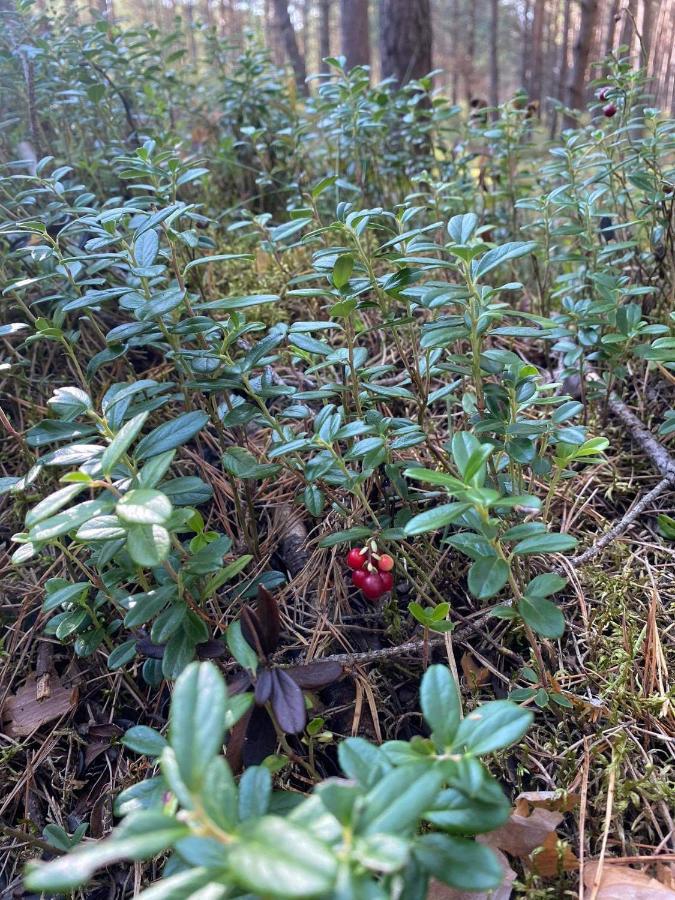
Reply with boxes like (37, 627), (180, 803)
(3, 3), (675, 893)
(24, 661), (532, 898)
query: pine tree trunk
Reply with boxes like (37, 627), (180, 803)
(564, 0), (599, 127)
(463, 0), (475, 103)
(489, 0), (499, 112)
(272, 0), (309, 93)
(319, 0), (332, 72)
(528, 0), (546, 105)
(641, 0), (654, 73)
(521, 0), (531, 89)
(341, 0), (370, 70)
(379, 0), (432, 87)
(550, 0), (571, 135)
(451, 0), (460, 103)
(618, 0), (637, 62)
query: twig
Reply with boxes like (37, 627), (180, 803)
(309, 605), (509, 667)
(0, 821), (63, 855)
(568, 474), (675, 569)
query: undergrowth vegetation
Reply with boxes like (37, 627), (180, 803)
(1, 5), (674, 899)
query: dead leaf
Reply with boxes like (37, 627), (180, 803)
(426, 849), (515, 899)
(460, 651), (490, 687)
(482, 793), (578, 878)
(515, 790), (580, 815)
(2, 674), (78, 737)
(584, 862), (675, 899)
(482, 807), (563, 858)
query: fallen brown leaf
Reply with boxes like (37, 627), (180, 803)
(584, 862), (675, 899)
(482, 792), (578, 878)
(460, 651), (490, 687)
(2, 674), (78, 737)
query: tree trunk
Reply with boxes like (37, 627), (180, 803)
(464, 0), (475, 103)
(272, 0), (309, 93)
(451, 0), (460, 103)
(340, 0), (370, 70)
(641, 0), (654, 73)
(618, 0), (637, 62)
(521, 0), (531, 89)
(379, 0), (432, 87)
(528, 0), (546, 104)
(489, 0), (499, 112)
(564, 0), (599, 127)
(319, 0), (332, 72)
(550, 0), (571, 135)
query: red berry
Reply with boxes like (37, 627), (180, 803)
(603, 103), (617, 118)
(361, 572), (386, 601)
(377, 554), (394, 572)
(352, 569), (368, 589)
(598, 87), (610, 101)
(379, 571), (394, 592)
(346, 547), (366, 570)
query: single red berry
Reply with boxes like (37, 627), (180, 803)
(352, 569), (368, 589)
(598, 87), (610, 101)
(379, 571), (394, 592)
(603, 103), (617, 118)
(346, 547), (366, 570)
(377, 554), (395, 573)
(361, 572), (386, 601)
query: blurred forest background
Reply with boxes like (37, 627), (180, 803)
(28, 0), (675, 123)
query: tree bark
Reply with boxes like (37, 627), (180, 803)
(521, 0), (531, 89)
(272, 0), (309, 93)
(340, 0), (370, 70)
(379, 0), (432, 87)
(460, 0), (476, 103)
(550, 0), (571, 135)
(451, 0), (460, 103)
(528, 0), (546, 104)
(564, 0), (599, 127)
(489, 0), (499, 112)
(319, 0), (332, 72)
(641, 0), (654, 73)
(618, 0), (637, 62)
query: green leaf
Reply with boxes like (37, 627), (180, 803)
(226, 620), (258, 673)
(228, 816), (337, 898)
(122, 725), (168, 757)
(100, 411), (149, 474)
(404, 502), (471, 536)
(117, 489), (172, 525)
(414, 834), (502, 891)
(126, 524), (171, 567)
(134, 229), (159, 268)
(472, 241), (537, 280)
(512, 532), (577, 555)
(318, 526), (372, 548)
(403, 467), (465, 491)
(238, 765), (271, 820)
(454, 700), (533, 754)
(463, 444), (494, 484)
(24, 814), (188, 892)
(447, 213), (478, 244)
(135, 412), (209, 460)
(28, 498), (114, 542)
(525, 573), (567, 598)
(169, 661), (227, 791)
(25, 484), (87, 528)
(107, 640), (137, 670)
(183, 252), (252, 274)
(420, 665), (461, 747)
(467, 557), (509, 599)
(332, 254), (354, 289)
(363, 767), (444, 836)
(518, 596), (565, 638)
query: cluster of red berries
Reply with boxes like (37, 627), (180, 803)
(346, 543), (395, 601)
(598, 87), (617, 117)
